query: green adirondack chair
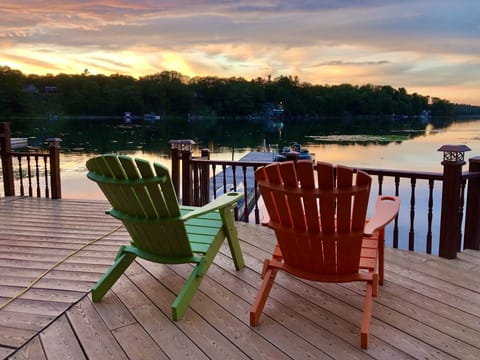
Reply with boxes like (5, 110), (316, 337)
(86, 154), (245, 320)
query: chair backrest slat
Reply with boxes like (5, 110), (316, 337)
(279, 162), (307, 231)
(336, 166), (353, 233)
(316, 162), (335, 233)
(297, 161), (319, 232)
(265, 164), (292, 228)
(153, 163), (181, 217)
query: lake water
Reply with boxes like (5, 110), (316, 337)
(7, 116), (480, 200)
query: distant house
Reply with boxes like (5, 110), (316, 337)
(44, 86), (57, 93)
(23, 84), (39, 94)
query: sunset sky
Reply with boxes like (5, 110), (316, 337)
(1, 1), (479, 105)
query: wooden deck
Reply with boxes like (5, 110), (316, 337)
(1, 197), (480, 359)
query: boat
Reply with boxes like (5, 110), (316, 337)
(274, 142), (313, 162)
(124, 112), (132, 124)
(11, 137), (28, 149)
(144, 112), (161, 121)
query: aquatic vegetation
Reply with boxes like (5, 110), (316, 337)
(306, 134), (410, 143)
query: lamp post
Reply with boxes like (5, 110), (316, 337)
(438, 144), (470, 258)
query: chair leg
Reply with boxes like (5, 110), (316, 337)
(92, 247), (136, 302)
(171, 264), (207, 321)
(250, 264), (278, 326)
(172, 227), (238, 320)
(219, 207), (245, 270)
(378, 228), (385, 285)
(360, 279), (375, 349)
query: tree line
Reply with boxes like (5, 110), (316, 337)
(0, 65), (465, 119)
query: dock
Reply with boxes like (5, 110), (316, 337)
(10, 138), (28, 149)
(1, 197), (480, 359)
(211, 152), (273, 220)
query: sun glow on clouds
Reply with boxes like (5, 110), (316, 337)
(1, 0), (479, 104)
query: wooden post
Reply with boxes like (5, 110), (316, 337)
(181, 148), (193, 206)
(464, 156), (480, 250)
(47, 138), (62, 199)
(438, 145), (470, 258)
(170, 142), (181, 197)
(169, 139), (196, 205)
(200, 148), (210, 205)
(0, 122), (15, 196)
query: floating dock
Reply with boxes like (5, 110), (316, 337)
(211, 152), (274, 221)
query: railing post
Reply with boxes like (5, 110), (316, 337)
(169, 141), (181, 197)
(437, 145), (470, 258)
(0, 122), (15, 196)
(47, 138), (62, 199)
(181, 147), (193, 206)
(464, 156), (480, 250)
(169, 139), (195, 205)
(200, 148), (210, 205)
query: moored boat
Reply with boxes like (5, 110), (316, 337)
(274, 142), (313, 162)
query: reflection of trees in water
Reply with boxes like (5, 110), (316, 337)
(8, 116), (458, 154)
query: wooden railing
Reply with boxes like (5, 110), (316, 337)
(1, 122), (62, 199)
(170, 141), (480, 259)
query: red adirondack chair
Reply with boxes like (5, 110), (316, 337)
(250, 160), (400, 349)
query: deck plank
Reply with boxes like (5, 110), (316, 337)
(8, 337), (44, 360)
(124, 261), (256, 360)
(1, 197), (480, 360)
(113, 323), (169, 360)
(137, 259), (309, 360)
(66, 297), (128, 360)
(111, 276), (210, 360)
(39, 315), (86, 360)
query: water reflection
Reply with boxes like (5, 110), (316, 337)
(10, 115), (454, 154)
(7, 116), (480, 199)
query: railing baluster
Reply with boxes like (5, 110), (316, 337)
(409, 177), (416, 251)
(242, 165), (248, 223)
(426, 179), (434, 254)
(26, 156), (33, 196)
(17, 155), (25, 196)
(222, 164), (227, 194)
(458, 179), (467, 252)
(212, 164), (217, 199)
(254, 165), (260, 224)
(231, 164), (238, 220)
(393, 176), (400, 248)
(44, 155), (49, 198)
(193, 162), (199, 205)
(378, 174), (384, 195)
(35, 154), (41, 197)
(232, 165), (237, 191)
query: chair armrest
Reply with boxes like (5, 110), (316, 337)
(364, 195), (400, 236)
(180, 192), (244, 221)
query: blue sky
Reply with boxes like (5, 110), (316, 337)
(1, 0), (479, 104)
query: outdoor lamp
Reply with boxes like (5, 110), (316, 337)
(437, 144), (471, 164)
(46, 137), (63, 149)
(169, 139), (196, 152)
